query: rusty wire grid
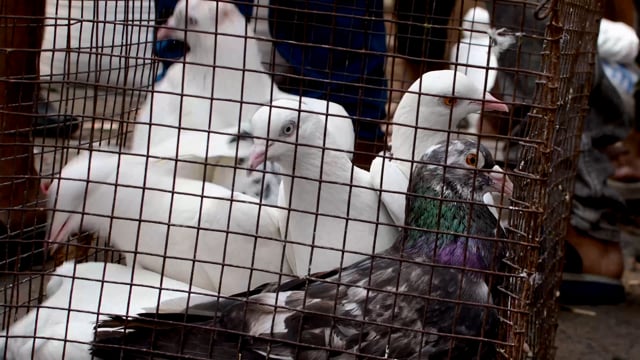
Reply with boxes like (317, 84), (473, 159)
(0, 0), (603, 359)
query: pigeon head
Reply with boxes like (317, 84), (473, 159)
(157, 0), (246, 49)
(402, 139), (512, 270)
(45, 152), (120, 253)
(462, 7), (491, 34)
(391, 70), (509, 163)
(248, 99), (343, 171)
(418, 139), (513, 201)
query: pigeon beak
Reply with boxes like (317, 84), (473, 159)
(248, 144), (269, 170)
(488, 165), (514, 198)
(473, 92), (509, 113)
(156, 19), (176, 41)
(46, 216), (71, 255)
(156, 27), (171, 41)
(40, 180), (51, 195)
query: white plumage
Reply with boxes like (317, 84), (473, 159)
(370, 70), (510, 225)
(449, 7), (516, 134)
(598, 18), (639, 65)
(249, 99), (396, 276)
(130, 0), (273, 153)
(45, 150), (293, 295)
(449, 7), (496, 92)
(0, 261), (213, 360)
(129, 0), (355, 205)
(244, 96), (356, 204)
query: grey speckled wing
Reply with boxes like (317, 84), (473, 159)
(92, 253), (498, 360)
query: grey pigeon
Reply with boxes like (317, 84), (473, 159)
(91, 139), (507, 360)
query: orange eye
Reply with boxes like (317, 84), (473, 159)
(465, 153), (478, 167)
(443, 97), (457, 107)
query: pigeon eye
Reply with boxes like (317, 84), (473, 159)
(187, 15), (198, 26)
(442, 97), (457, 107)
(281, 121), (296, 136)
(465, 153), (478, 167)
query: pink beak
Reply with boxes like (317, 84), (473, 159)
(473, 92), (509, 113)
(156, 19), (176, 41)
(489, 165), (514, 197)
(248, 146), (267, 170)
(40, 180), (51, 195)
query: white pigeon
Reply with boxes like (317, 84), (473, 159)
(44, 150), (293, 295)
(450, 7), (496, 92)
(223, 97), (356, 205)
(128, 0), (354, 158)
(0, 261), (214, 360)
(130, 0), (355, 205)
(248, 99), (397, 276)
(130, 0), (274, 153)
(449, 7), (516, 133)
(370, 70), (510, 226)
(128, 0), (282, 203)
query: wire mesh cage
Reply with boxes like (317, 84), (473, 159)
(0, 0), (605, 359)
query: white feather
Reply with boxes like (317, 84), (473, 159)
(449, 8), (505, 134)
(368, 154), (408, 226)
(239, 97), (355, 204)
(46, 150), (293, 294)
(598, 18), (639, 65)
(129, 0), (355, 205)
(0, 261), (213, 360)
(130, 0), (273, 154)
(250, 99), (396, 275)
(449, 7), (496, 93)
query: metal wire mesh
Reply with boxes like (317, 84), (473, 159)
(0, 0), (603, 359)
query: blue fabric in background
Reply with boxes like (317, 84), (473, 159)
(153, 0), (387, 141)
(153, 0), (188, 77)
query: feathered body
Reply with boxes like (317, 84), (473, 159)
(130, 0), (273, 152)
(449, 7), (515, 133)
(91, 139), (507, 360)
(249, 99), (397, 276)
(449, 7), (496, 91)
(130, 0), (355, 205)
(45, 150), (292, 294)
(129, 0), (287, 205)
(0, 261), (213, 360)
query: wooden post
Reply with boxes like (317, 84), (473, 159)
(0, 1), (47, 261)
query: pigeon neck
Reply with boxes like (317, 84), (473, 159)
(281, 147), (348, 182)
(280, 148), (351, 204)
(392, 103), (452, 165)
(401, 183), (488, 271)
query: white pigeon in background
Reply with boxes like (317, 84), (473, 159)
(0, 261), (214, 360)
(598, 18), (639, 65)
(450, 7), (496, 91)
(369, 70), (510, 226)
(449, 7), (513, 134)
(129, 0), (283, 204)
(44, 150), (293, 295)
(130, 0), (355, 205)
(130, 0), (274, 153)
(249, 99), (397, 276)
